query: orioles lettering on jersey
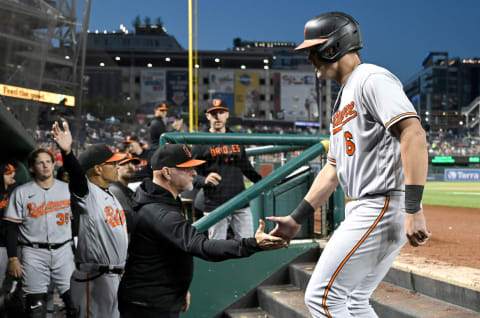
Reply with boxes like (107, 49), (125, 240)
(209, 145), (241, 158)
(104, 206), (126, 228)
(332, 101), (357, 135)
(26, 199), (71, 218)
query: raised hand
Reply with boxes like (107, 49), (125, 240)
(255, 219), (288, 250)
(51, 121), (72, 154)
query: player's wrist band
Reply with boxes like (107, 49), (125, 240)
(405, 185), (424, 214)
(290, 199), (314, 224)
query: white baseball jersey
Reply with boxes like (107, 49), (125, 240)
(4, 180), (72, 243)
(327, 63), (419, 199)
(71, 178), (128, 267)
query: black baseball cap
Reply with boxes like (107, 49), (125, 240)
(1, 163), (15, 175)
(206, 98), (229, 113)
(151, 144), (205, 170)
(79, 144), (126, 171)
(118, 153), (141, 165)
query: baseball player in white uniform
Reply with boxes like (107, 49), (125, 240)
(267, 12), (431, 318)
(4, 148), (76, 318)
(51, 121), (128, 318)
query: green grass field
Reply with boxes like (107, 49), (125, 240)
(423, 181), (480, 209)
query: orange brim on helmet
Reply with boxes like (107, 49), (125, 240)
(294, 38), (328, 51)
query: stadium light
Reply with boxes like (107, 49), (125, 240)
(241, 65), (246, 70)
(99, 62), (105, 67)
(147, 63), (153, 68)
(264, 65), (269, 70)
(215, 58), (220, 63)
(115, 56), (121, 61)
(165, 57), (171, 62)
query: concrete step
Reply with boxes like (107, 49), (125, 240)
(257, 285), (310, 318)
(288, 261), (480, 317)
(385, 263), (480, 313)
(224, 307), (273, 318)
(289, 262), (316, 291)
(372, 282), (480, 318)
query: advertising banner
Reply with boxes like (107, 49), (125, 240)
(445, 169), (480, 181)
(209, 71), (234, 111)
(234, 72), (259, 116)
(140, 70), (166, 105)
(167, 71), (188, 111)
(280, 72), (318, 121)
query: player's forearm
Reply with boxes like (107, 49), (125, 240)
(305, 163), (339, 209)
(62, 150), (89, 197)
(400, 125), (428, 186)
(6, 222), (19, 258)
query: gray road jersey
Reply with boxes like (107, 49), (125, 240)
(327, 64), (419, 199)
(4, 180), (72, 244)
(71, 179), (128, 267)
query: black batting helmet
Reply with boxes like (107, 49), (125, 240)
(295, 12), (362, 63)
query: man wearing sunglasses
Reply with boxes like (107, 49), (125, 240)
(52, 121), (128, 318)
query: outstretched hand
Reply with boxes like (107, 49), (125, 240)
(51, 121), (72, 154)
(405, 209), (431, 247)
(266, 215), (301, 241)
(255, 219), (288, 250)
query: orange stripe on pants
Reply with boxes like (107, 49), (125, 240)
(322, 196), (390, 317)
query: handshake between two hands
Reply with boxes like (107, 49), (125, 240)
(254, 216), (301, 251)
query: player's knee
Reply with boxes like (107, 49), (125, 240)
(25, 293), (47, 318)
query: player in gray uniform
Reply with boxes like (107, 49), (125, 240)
(267, 12), (431, 317)
(4, 148), (76, 318)
(51, 121), (128, 318)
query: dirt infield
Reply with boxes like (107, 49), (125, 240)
(400, 205), (480, 269)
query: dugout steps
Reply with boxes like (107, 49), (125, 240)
(222, 245), (480, 318)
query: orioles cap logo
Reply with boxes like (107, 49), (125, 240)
(212, 99), (222, 107)
(183, 145), (192, 158)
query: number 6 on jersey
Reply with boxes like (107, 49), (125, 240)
(344, 131), (356, 156)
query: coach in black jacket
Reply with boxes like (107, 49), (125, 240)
(118, 144), (285, 318)
(192, 98), (262, 240)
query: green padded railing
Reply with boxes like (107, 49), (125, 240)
(158, 132), (330, 232)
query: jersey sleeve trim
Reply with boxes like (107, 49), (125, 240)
(385, 112), (419, 129)
(327, 156), (337, 166)
(3, 216), (22, 223)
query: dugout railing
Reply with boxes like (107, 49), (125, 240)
(159, 132), (345, 238)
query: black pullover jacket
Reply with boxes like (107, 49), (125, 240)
(192, 131), (262, 211)
(118, 178), (261, 312)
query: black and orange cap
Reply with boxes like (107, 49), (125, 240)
(151, 144), (205, 170)
(206, 98), (229, 113)
(155, 103), (168, 111)
(79, 144), (126, 170)
(118, 153), (141, 165)
(2, 163), (16, 175)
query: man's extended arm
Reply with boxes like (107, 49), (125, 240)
(51, 121), (88, 198)
(267, 163), (339, 239)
